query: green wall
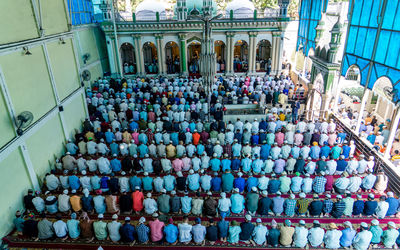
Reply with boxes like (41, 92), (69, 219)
(0, 0), (38, 44)
(0, 149), (32, 238)
(64, 93), (88, 140)
(0, 47), (56, 124)
(26, 115), (66, 178)
(0, 0), (110, 240)
(0, 92), (15, 146)
(47, 39), (80, 100)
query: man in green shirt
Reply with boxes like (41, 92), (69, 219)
(382, 221), (399, 248)
(369, 219), (383, 247)
(93, 214), (108, 240)
(157, 189), (170, 214)
(222, 169), (234, 192)
(279, 172), (291, 193)
(330, 143), (342, 159)
(246, 187), (259, 216)
(342, 192), (355, 216)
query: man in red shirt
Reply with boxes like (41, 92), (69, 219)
(148, 213), (165, 243)
(192, 130), (200, 145)
(132, 186), (144, 214)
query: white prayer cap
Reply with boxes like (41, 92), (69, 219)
(371, 220), (379, 226)
(112, 214), (118, 220)
(360, 222), (368, 228)
(221, 192), (226, 198)
(299, 220), (306, 225)
(256, 218), (262, 223)
(63, 190), (69, 195)
(388, 192), (394, 197)
(81, 170), (87, 175)
(139, 217), (146, 223)
(147, 193), (152, 198)
(189, 169), (194, 174)
(161, 189), (166, 193)
(71, 189), (76, 194)
(121, 171), (126, 176)
(245, 214), (252, 221)
(177, 171), (183, 177)
(144, 172), (149, 176)
(251, 187), (258, 192)
(299, 192), (306, 198)
(98, 214), (104, 219)
(388, 222), (397, 228)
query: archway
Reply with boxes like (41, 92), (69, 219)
(165, 41), (180, 74)
(215, 40), (226, 73)
(120, 43), (136, 74)
(187, 41), (201, 74)
(143, 42), (158, 74)
(256, 40), (271, 73)
(233, 40), (248, 72)
(372, 76), (394, 123)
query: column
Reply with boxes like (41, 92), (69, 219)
(155, 34), (165, 75)
(225, 32), (235, 75)
(272, 31), (283, 75)
(133, 34), (144, 76)
(385, 105), (400, 159)
(355, 89), (370, 135)
(178, 33), (188, 76)
(106, 35), (117, 74)
(333, 76), (344, 113)
(248, 32), (257, 74)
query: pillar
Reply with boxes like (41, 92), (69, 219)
(132, 34), (144, 76)
(155, 34), (165, 75)
(178, 33), (188, 76)
(106, 35), (117, 75)
(272, 31), (283, 75)
(248, 32), (257, 75)
(225, 32), (235, 75)
(333, 76), (344, 113)
(355, 89), (370, 135)
(385, 105), (400, 159)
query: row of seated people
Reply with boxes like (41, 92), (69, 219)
(24, 177), (396, 220)
(14, 210), (400, 249)
(45, 166), (383, 197)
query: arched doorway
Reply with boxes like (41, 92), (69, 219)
(215, 40), (226, 73)
(120, 43), (136, 74)
(372, 76), (395, 122)
(165, 41), (180, 74)
(187, 41), (201, 74)
(256, 40), (272, 73)
(233, 40), (248, 72)
(143, 42), (158, 74)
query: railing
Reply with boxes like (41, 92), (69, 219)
(330, 114), (400, 195)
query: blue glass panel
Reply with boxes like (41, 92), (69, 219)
(351, 0), (363, 26)
(386, 32), (400, 68)
(369, 0), (380, 27)
(376, 30), (390, 64)
(355, 27), (367, 56)
(360, 0), (372, 27)
(362, 28), (376, 59)
(382, 0), (397, 29)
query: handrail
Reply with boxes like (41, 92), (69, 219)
(330, 113), (400, 195)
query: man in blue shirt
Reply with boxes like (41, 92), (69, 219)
(309, 194), (323, 216)
(246, 173), (258, 192)
(121, 217), (136, 244)
(386, 192), (399, 216)
(211, 172), (222, 191)
(340, 221), (356, 248)
(364, 193), (378, 216)
(217, 214), (229, 242)
(110, 155), (122, 172)
(231, 156), (241, 171)
(352, 194), (365, 216)
(268, 174), (280, 194)
(69, 172), (80, 190)
(234, 172), (246, 192)
(164, 218), (178, 244)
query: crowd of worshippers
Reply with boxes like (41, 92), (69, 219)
(14, 203), (400, 249)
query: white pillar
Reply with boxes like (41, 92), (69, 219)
(333, 76), (343, 113)
(355, 89), (370, 135)
(385, 105), (400, 159)
(106, 35), (117, 74)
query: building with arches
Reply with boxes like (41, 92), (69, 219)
(99, 0), (291, 77)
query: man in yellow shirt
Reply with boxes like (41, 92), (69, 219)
(279, 112), (286, 121)
(166, 142), (176, 158)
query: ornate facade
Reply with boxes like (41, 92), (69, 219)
(99, 0), (290, 77)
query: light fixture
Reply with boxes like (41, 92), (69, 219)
(59, 38), (66, 44)
(23, 47), (32, 55)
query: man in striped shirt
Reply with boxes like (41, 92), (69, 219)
(331, 195), (346, 218)
(296, 192), (310, 216)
